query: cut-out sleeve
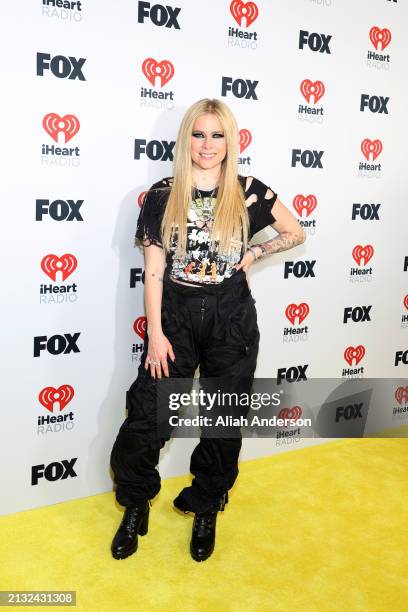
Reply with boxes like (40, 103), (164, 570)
(134, 181), (168, 248)
(246, 176), (278, 238)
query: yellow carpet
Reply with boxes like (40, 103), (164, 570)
(1, 439), (407, 611)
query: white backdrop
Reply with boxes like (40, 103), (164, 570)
(1, 0), (407, 515)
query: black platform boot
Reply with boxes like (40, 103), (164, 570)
(190, 494), (227, 562)
(111, 500), (151, 560)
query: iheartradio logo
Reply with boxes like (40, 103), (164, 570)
(344, 345), (365, 367)
(278, 406), (302, 420)
(293, 195), (317, 218)
(133, 316), (147, 340)
(404, 295), (408, 311)
(239, 129), (252, 153)
(361, 139), (382, 162)
(230, 0), (258, 27)
(352, 245), (374, 266)
(39, 385), (74, 412)
(285, 303), (309, 325)
(395, 386), (408, 405)
(41, 254), (77, 281)
(369, 27), (391, 51)
(43, 113), (80, 144)
(300, 79), (325, 104)
(138, 191), (147, 208)
(142, 58), (174, 87)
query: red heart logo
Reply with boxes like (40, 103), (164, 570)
(278, 406), (302, 420)
(395, 386), (408, 405)
(285, 303), (309, 325)
(293, 195), (317, 218)
(230, 0), (259, 27)
(239, 129), (252, 153)
(133, 316), (147, 340)
(361, 138), (382, 161)
(300, 79), (325, 104)
(369, 27), (392, 51)
(41, 254), (77, 281)
(43, 113), (80, 143)
(142, 58), (174, 87)
(344, 346), (365, 366)
(38, 385), (75, 412)
(352, 245), (374, 266)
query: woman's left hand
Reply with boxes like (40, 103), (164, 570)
(234, 249), (256, 288)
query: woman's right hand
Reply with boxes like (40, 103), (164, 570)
(144, 330), (176, 379)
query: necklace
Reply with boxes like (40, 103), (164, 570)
(194, 186), (217, 201)
(193, 186), (217, 216)
(193, 186), (217, 228)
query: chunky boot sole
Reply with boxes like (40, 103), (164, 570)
(190, 543), (215, 562)
(112, 544), (138, 560)
(111, 508), (149, 560)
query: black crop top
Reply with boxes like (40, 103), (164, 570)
(135, 175), (278, 286)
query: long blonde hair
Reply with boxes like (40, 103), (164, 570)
(160, 98), (249, 255)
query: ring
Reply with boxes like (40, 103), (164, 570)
(147, 358), (160, 366)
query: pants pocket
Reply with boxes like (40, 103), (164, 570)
(228, 296), (259, 350)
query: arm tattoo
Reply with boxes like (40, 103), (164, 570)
(254, 231), (306, 256)
(150, 272), (163, 282)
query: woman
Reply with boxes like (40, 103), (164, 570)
(110, 98), (306, 562)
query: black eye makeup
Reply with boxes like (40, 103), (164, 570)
(192, 132), (225, 138)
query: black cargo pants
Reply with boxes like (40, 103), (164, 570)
(110, 268), (260, 514)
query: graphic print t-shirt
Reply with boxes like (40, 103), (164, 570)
(135, 176), (278, 286)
